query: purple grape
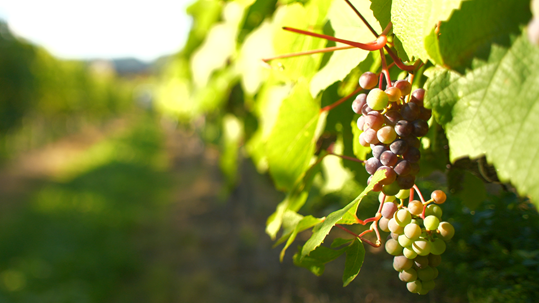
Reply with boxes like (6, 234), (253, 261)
(361, 104), (373, 116)
(410, 162), (420, 175)
(390, 139), (409, 155)
(394, 160), (412, 176)
(401, 102), (420, 121)
(381, 201), (399, 219)
(365, 157), (382, 175)
(413, 120), (429, 137)
(395, 80), (412, 96)
(384, 110), (402, 126)
(377, 166), (397, 185)
(359, 72), (378, 90)
(419, 107), (432, 121)
(365, 111), (384, 130)
(404, 136), (421, 149)
(395, 120), (413, 137)
(357, 116), (365, 131)
(396, 175), (415, 189)
(352, 93), (367, 114)
(380, 150), (398, 166)
(372, 144), (387, 159)
(403, 147), (421, 163)
(412, 88), (425, 102)
(363, 129), (379, 144)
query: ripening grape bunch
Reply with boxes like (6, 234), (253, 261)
(377, 190), (454, 295)
(352, 71), (431, 195)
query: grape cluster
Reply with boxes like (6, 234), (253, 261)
(352, 72), (432, 195)
(378, 190), (454, 295)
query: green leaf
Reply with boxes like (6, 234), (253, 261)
(342, 238), (365, 287)
(293, 243), (348, 276)
(438, 0), (531, 70)
(425, 34), (539, 206)
(279, 215), (323, 261)
(455, 171), (487, 211)
(391, 0), (466, 62)
(331, 237), (354, 248)
(301, 169), (386, 259)
(308, 0), (381, 97)
(267, 80), (324, 192)
(266, 153), (325, 239)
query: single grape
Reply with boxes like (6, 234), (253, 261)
(431, 190), (447, 204)
(365, 111), (385, 130)
(407, 200), (423, 216)
(398, 234), (413, 248)
(382, 181), (401, 196)
(424, 215), (440, 231)
(399, 267), (418, 282)
(404, 136), (421, 149)
(404, 223), (422, 240)
(358, 132), (369, 147)
(401, 102), (420, 121)
(378, 217), (390, 232)
(412, 88), (425, 102)
(403, 147), (421, 163)
(388, 218), (404, 234)
(422, 280), (436, 292)
(352, 93), (367, 114)
(377, 166), (397, 185)
(396, 189), (411, 200)
(403, 247), (418, 259)
(363, 128), (380, 145)
(365, 157), (382, 175)
(394, 209), (412, 227)
(428, 254), (442, 267)
(390, 139), (409, 155)
(359, 71), (379, 89)
(381, 201), (399, 219)
(414, 255), (429, 268)
(371, 144), (387, 159)
(395, 80), (412, 96)
(385, 238), (403, 256)
(419, 107), (432, 121)
(417, 266), (438, 281)
(407, 280), (422, 294)
(437, 222), (455, 241)
(430, 238), (447, 255)
(384, 110), (402, 126)
(396, 175), (416, 190)
(395, 120), (413, 137)
(356, 115), (366, 131)
(367, 88), (389, 110)
(380, 150), (398, 166)
(394, 160), (412, 176)
(385, 86), (402, 102)
(412, 239), (431, 256)
(394, 255), (413, 271)
(377, 125), (397, 144)
(412, 119), (429, 137)
(425, 204), (443, 218)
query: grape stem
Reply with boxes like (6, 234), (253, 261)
(261, 45), (355, 64)
(320, 86), (363, 112)
(327, 152), (366, 164)
(380, 48), (391, 88)
(282, 27), (387, 51)
(335, 224), (380, 247)
(413, 184), (427, 204)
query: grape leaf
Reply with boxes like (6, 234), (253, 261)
(309, 0), (382, 97)
(267, 80), (325, 192)
(425, 34), (539, 205)
(342, 238), (365, 287)
(391, 0), (465, 62)
(279, 215), (323, 261)
(437, 0), (531, 70)
(300, 169), (386, 259)
(293, 239), (349, 276)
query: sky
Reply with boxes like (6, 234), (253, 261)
(0, 0), (194, 62)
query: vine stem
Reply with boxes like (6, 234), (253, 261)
(413, 184), (426, 204)
(327, 152), (366, 164)
(282, 27), (387, 51)
(335, 224), (380, 247)
(320, 86), (363, 112)
(380, 48), (391, 87)
(262, 45), (355, 63)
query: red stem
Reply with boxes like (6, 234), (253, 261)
(380, 49), (391, 88)
(283, 27), (386, 51)
(320, 86), (363, 112)
(343, 0), (378, 37)
(328, 152), (365, 164)
(262, 45), (355, 63)
(413, 184), (426, 204)
(335, 224), (380, 247)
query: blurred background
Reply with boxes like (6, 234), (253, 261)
(0, 0), (537, 302)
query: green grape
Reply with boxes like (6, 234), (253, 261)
(430, 238), (447, 255)
(437, 221), (455, 241)
(390, 232), (400, 240)
(407, 200), (423, 216)
(412, 239), (431, 256)
(414, 255), (429, 268)
(382, 181), (401, 196)
(378, 217), (390, 232)
(403, 247), (418, 259)
(388, 218), (404, 234)
(393, 255), (413, 271)
(422, 280), (436, 292)
(418, 288), (430, 295)
(367, 88), (389, 110)
(377, 126), (397, 144)
(399, 267), (418, 282)
(396, 189), (411, 200)
(425, 204), (443, 218)
(424, 215), (440, 231)
(428, 254), (442, 267)
(394, 209), (412, 227)
(398, 234), (413, 248)
(407, 280), (422, 294)
(417, 266), (437, 281)
(404, 223), (422, 240)
(385, 239), (404, 256)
